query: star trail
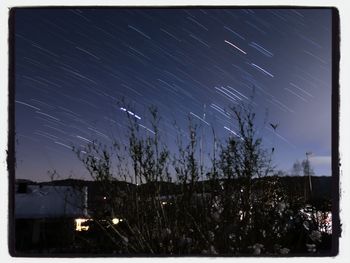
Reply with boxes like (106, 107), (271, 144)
(13, 8), (332, 181)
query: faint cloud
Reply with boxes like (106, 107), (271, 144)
(309, 156), (331, 175)
(309, 155), (331, 166)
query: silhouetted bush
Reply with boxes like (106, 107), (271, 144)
(73, 103), (332, 255)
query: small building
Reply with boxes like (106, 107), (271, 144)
(14, 181), (88, 253)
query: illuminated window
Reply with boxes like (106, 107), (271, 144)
(75, 218), (90, 231)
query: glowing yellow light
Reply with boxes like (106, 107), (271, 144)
(75, 218), (90, 231)
(161, 201), (167, 205)
(112, 218), (120, 225)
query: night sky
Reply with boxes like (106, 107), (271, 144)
(14, 8), (332, 182)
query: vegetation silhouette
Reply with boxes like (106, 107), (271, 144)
(70, 101), (332, 255)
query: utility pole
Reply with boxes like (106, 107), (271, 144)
(199, 104), (206, 182)
(305, 151), (313, 202)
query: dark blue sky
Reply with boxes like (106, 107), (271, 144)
(14, 8), (332, 182)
